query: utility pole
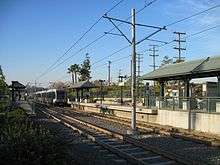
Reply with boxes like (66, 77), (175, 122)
(173, 32), (186, 63)
(149, 45), (159, 71)
(173, 32), (186, 110)
(108, 61), (111, 85)
(149, 45), (158, 90)
(103, 8), (166, 134)
(99, 79), (105, 104)
(136, 53), (143, 99)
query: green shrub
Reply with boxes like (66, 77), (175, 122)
(0, 113), (5, 124)
(0, 108), (70, 165)
(7, 108), (26, 121)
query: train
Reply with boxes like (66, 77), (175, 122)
(34, 89), (67, 106)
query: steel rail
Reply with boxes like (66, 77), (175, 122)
(38, 105), (193, 165)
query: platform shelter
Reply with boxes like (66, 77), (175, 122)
(9, 81), (26, 102)
(69, 80), (96, 102)
(142, 56), (220, 112)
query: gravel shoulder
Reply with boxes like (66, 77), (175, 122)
(35, 106), (129, 165)
(57, 107), (220, 165)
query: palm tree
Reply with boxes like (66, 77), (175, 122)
(67, 64), (80, 84)
(73, 64), (80, 83)
(67, 65), (75, 84)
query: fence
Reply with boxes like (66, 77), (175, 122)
(147, 96), (220, 113)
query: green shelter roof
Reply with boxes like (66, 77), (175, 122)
(142, 56), (220, 81)
(70, 80), (96, 89)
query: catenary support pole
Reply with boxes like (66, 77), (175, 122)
(131, 9), (136, 131)
(108, 61), (111, 85)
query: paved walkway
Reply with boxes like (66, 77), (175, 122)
(17, 101), (36, 115)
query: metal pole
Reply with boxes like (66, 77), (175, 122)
(178, 33), (181, 61)
(120, 86), (123, 105)
(108, 61), (111, 85)
(131, 9), (136, 131)
(100, 82), (103, 104)
(99, 80), (104, 104)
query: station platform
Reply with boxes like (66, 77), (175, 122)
(71, 102), (157, 115)
(71, 102), (220, 136)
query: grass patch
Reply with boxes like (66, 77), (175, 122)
(0, 108), (70, 165)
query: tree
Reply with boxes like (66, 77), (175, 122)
(67, 64), (80, 84)
(160, 56), (173, 67)
(49, 81), (67, 90)
(79, 53), (91, 81)
(0, 65), (5, 81)
(0, 65), (7, 91)
(0, 65), (9, 111)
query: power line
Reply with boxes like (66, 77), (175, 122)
(36, 0), (155, 80)
(93, 3), (220, 81)
(166, 4), (220, 27)
(91, 0), (160, 66)
(139, 4), (220, 53)
(189, 24), (220, 37)
(92, 54), (130, 71)
(92, 45), (130, 66)
(141, 23), (220, 54)
(36, 0), (125, 80)
(38, 34), (106, 79)
(112, 54), (130, 63)
(36, 2), (220, 84)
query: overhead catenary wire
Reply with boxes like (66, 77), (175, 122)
(62, 23), (220, 82)
(36, 0), (125, 80)
(93, 54), (131, 70)
(42, 1), (160, 83)
(162, 24), (220, 47)
(188, 24), (220, 37)
(39, 0), (159, 80)
(38, 1), (220, 83)
(166, 4), (220, 27)
(94, 3), (220, 83)
(91, 55), (131, 82)
(92, 45), (130, 66)
(140, 23), (220, 54)
(93, 2), (220, 81)
(93, 3), (220, 79)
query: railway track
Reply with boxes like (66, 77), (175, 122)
(65, 106), (220, 146)
(37, 105), (194, 165)
(48, 106), (220, 164)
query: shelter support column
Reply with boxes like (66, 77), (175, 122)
(183, 78), (192, 131)
(182, 79), (191, 110)
(81, 89), (84, 102)
(156, 81), (164, 109)
(217, 75), (220, 97)
(76, 89), (79, 102)
(184, 79), (190, 98)
(86, 88), (89, 103)
(160, 81), (165, 98)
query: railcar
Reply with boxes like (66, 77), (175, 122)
(34, 89), (67, 106)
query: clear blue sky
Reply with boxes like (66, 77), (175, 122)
(0, 0), (220, 86)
